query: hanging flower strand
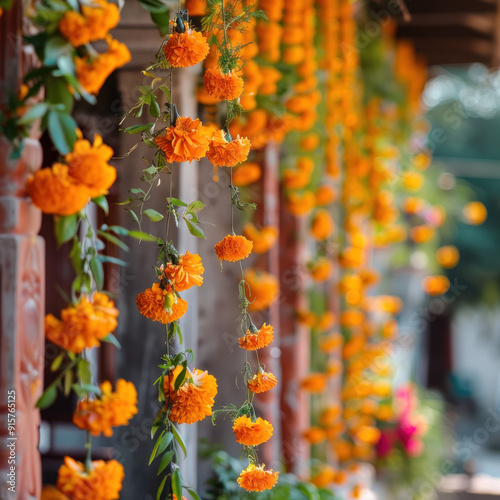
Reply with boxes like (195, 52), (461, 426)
(202, 0), (279, 492)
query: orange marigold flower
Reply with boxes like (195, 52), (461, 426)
(309, 258), (333, 282)
(73, 379), (138, 437)
(315, 185), (336, 206)
(237, 464), (279, 492)
(286, 190), (316, 217)
(311, 209), (335, 241)
(65, 133), (116, 197)
(163, 28), (209, 68)
(239, 323), (274, 350)
(165, 251), (204, 291)
(26, 163), (90, 216)
(232, 162), (262, 186)
(436, 245), (460, 269)
(185, 0), (207, 16)
(463, 201), (487, 225)
(165, 366), (218, 424)
(303, 427), (326, 445)
(156, 116), (211, 164)
(320, 405), (341, 427)
(421, 275), (450, 296)
(58, 0), (120, 47)
(57, 456), (124, 500)
(214, 234), (253, 262)
(319, 333), (343, 354)
(136, 283), (188, 323)
(76, 36), (131, 95)
(402, 171), (424, 191)
(243, 223), (278, 254)
(45, 293), (118, 354)
(247, 370), (278, 394)
(233, 415), (273, 446)
(353, 425), (381, 445)
(300, 133), (320, 151)
(300, 373), (327, 393)
(207, 130), (251, 167)
(203, 67), (244, 101)
(410, 225), (435, 243)
(245, 269), (279, 311)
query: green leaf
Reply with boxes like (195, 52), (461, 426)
(183, 218), (206, 239)
(186, 488), (202, 500)
(108, 225), (129, 236)
(63, 369), (73, 396)
(97, 255), (129, 267)
(36, 385), (57, 409)
(157, 431), (174, 456)
(44, 35), (72, 66)
(128, 230), (161, 242)
(143, 208), (164, 222)
(168, 197), (188, 207)
(47, 109), (78, 155)
(69, 238), (82, 273)
(77, 358), (92, 385)
(186, 200), (205, 213)
(157, 449), (174, 476)
(127, 209), (140, 226)
(151, 409), (165, 439)
(150, 98), (161, 118)
(116, 197), (134, 206)
(72, 383), (102, 399)
(172, 425), (187, 458)
(98, 230), (129, 252)
(172, 469), (183, 500)
(46, 75), (73, 114)
(17, 102), (48, 125)
(92, 195), (109, 215)
(102, 333), (121, 349)
(50, 352), (64, 372)
(149, 430), (165, 465)
(156, 476), (167, 500)
(123, 123), (155, 134)
(174, 363), (187, 391)
(90, 257), (104, 290)
(54, 214), (79, 245)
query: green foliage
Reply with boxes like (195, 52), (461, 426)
(137, 0), (170, 36)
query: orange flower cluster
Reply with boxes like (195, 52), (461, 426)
(27, 134), (116, 215)
(238, 323), (274, 351)
(163, 28), (210, 68)
(76, 36), (131, 95)
(73, 379), (138, 437)
(244, 269), (279, 312)
(243, 223), (278, 254)
(247, 370), (278, 394)
(232, 163), (262, 187)
(203, 67), (244, 102)
(136, 282), (188, 324)
(214, 234), (253, 262)
(237, 464), (279, 492)
(165, 366), (218, 424)
(59, 0), (120, 47)
(164, 251), (204, 291)
(45, 293), (118, 354)
(233, 415), (273, 446)
(57, 456), (124, 500)
(206, 130), (251, 167)
(156, 116), (212, 164)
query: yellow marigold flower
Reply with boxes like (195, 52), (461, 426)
(233, 415), (273, 446)
(73, 379), (138, 437)
(57, 456), (124, 500)
(76, 36), (131, 95)
(436, 245), (460, 269)
(463, 201), (487, 225)
(136, 283), (188, 323)
(232, 162), (262, 187)
(401, 171), (424, 191)
(203, 67), (244, 101)
(214, 234), (253, 262)
(58, 0), (120, 47)
(353, 425), (381, 445)
(315, 185), (336, 206)
(247, 370), (277, 394)
(65, 133), (116, 197)
(45, 293), (118, 354)
(26, 163), (90, 216)
(237, 464), (279, 492)
(156, 116), (211, 164)
(309, 258), (333, 282)
(339, 310), (364, 327)
(163, 28), (209, 67)
(207, 130), (251, 167)
(302, 427), (325, 445)
(371, 380), (392, 398)
(300, 373), (327, 393)
(243, 223), (278, 254)
(339, 247), (364, 269)
(421, 275), (450, 296)
(165, 366), (218, 424)
(245, 269), (279, 312)
(311, 209), (335, 241)
(286, 190), (316, 217)
(165, 251), (204, 291)
(239, 323), (274, 350)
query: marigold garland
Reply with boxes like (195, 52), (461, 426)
(214, 234), (253, 262)
(57, 456), (124, 500)
(136, 283), (188, 323)
(244, 269), (279, 312)
(233, 415), (274, 446)
(164, 251), (204, 291)
(155, 116), (211, 163)
(232, 162), (262, 186)
(163, 28), (210, 68)
(247, 370), (278, 394)
(238, 323), (274, 351)
(237, 464), (279, 492)
(206, 130), (251, 167)
(203, 67), (245, 101)
(243, 223), (278, 254)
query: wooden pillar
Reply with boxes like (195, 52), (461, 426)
(0, 4), (45, 499)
